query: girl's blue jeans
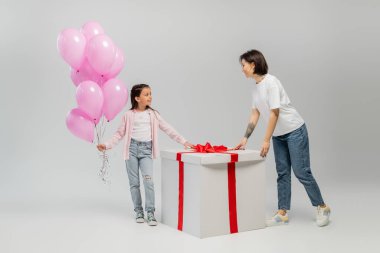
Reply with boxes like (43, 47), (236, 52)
(125, 138), (155, 213)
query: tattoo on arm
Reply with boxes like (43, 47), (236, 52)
(244, 122), (255, 139)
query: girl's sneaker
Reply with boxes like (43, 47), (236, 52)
(316, 205), (331, 227)
(147, 212), (158, 226)
(266, 212), (289, 226)
(135, 211), (145, 223)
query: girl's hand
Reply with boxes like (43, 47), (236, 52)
(234, 137), (248, 150)
(260, 140), (270, 157)
(97, 144), (106, 152)
(184, 141), (195, 150)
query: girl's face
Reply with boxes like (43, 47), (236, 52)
(135, 87), (152, 108)
(241, 59), (255, 78)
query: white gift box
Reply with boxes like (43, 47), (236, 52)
(160, 149), (266, 238)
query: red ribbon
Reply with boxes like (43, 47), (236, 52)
(176, 143), (239, 233)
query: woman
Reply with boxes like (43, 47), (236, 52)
(235, 49), (330, 227)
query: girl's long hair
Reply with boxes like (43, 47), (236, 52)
(130, 84), (159, 117)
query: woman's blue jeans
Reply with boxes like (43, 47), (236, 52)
(272, 124), (325, 210)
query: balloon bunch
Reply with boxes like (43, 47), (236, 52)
(57, 21), (128, 182)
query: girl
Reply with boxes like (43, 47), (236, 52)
(97, 84), (194, 226)
(235, 49), (331, 227)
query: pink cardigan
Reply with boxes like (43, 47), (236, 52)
(104, 109), (187, 160)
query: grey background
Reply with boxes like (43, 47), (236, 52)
(1, 0), (379, 252)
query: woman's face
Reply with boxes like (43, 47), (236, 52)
(135, 87), (152, 107)
(241, 59), (255, 78)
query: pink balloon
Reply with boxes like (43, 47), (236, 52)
(70, 60), (102, 86)
(93, 106), (104, 125)
(76, 81), (104, 123)
(80, 21), (105, 41)
(102, 79), (128, 121)
(94, 110), (103, 125)
(86, 34), (116, 75)
(66, 108), (94, 143)
(104, 47), (125, 79)
(97, 76), (109, 87)
(57, 29), (86, 69)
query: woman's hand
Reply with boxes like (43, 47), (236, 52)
(184, 141), (195, 150)
(97, 144), (106, 152)
(234, 137), (248, 150)
(260, 140), (270, 157)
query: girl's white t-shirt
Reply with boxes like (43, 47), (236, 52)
(252, 74), (304, 136)
(131, 110), (152, 142)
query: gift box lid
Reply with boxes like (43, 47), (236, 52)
(160, 149), (264, 165)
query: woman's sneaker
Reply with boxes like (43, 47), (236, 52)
(147, 212), (158, 226)
(316, 205), (331, 227)
(266, 212), (289, 226)
(135, 211), (145, 223)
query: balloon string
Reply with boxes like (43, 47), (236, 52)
(101, 116), (107, 139)
(95, 116), (110, 184)
(95, 121), (100, 145)
(99, 150), (110, 184)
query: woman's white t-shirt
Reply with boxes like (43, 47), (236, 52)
(131, 110), (152, 141)
(252, 74), (304, 137)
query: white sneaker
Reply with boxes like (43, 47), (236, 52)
(135, 211), (145, 223)
(316, 205), (330, 227)
(266, 212), (289, 227)
(147, 212), (158, 226)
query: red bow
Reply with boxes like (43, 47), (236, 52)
(192, 142), (228, 153)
